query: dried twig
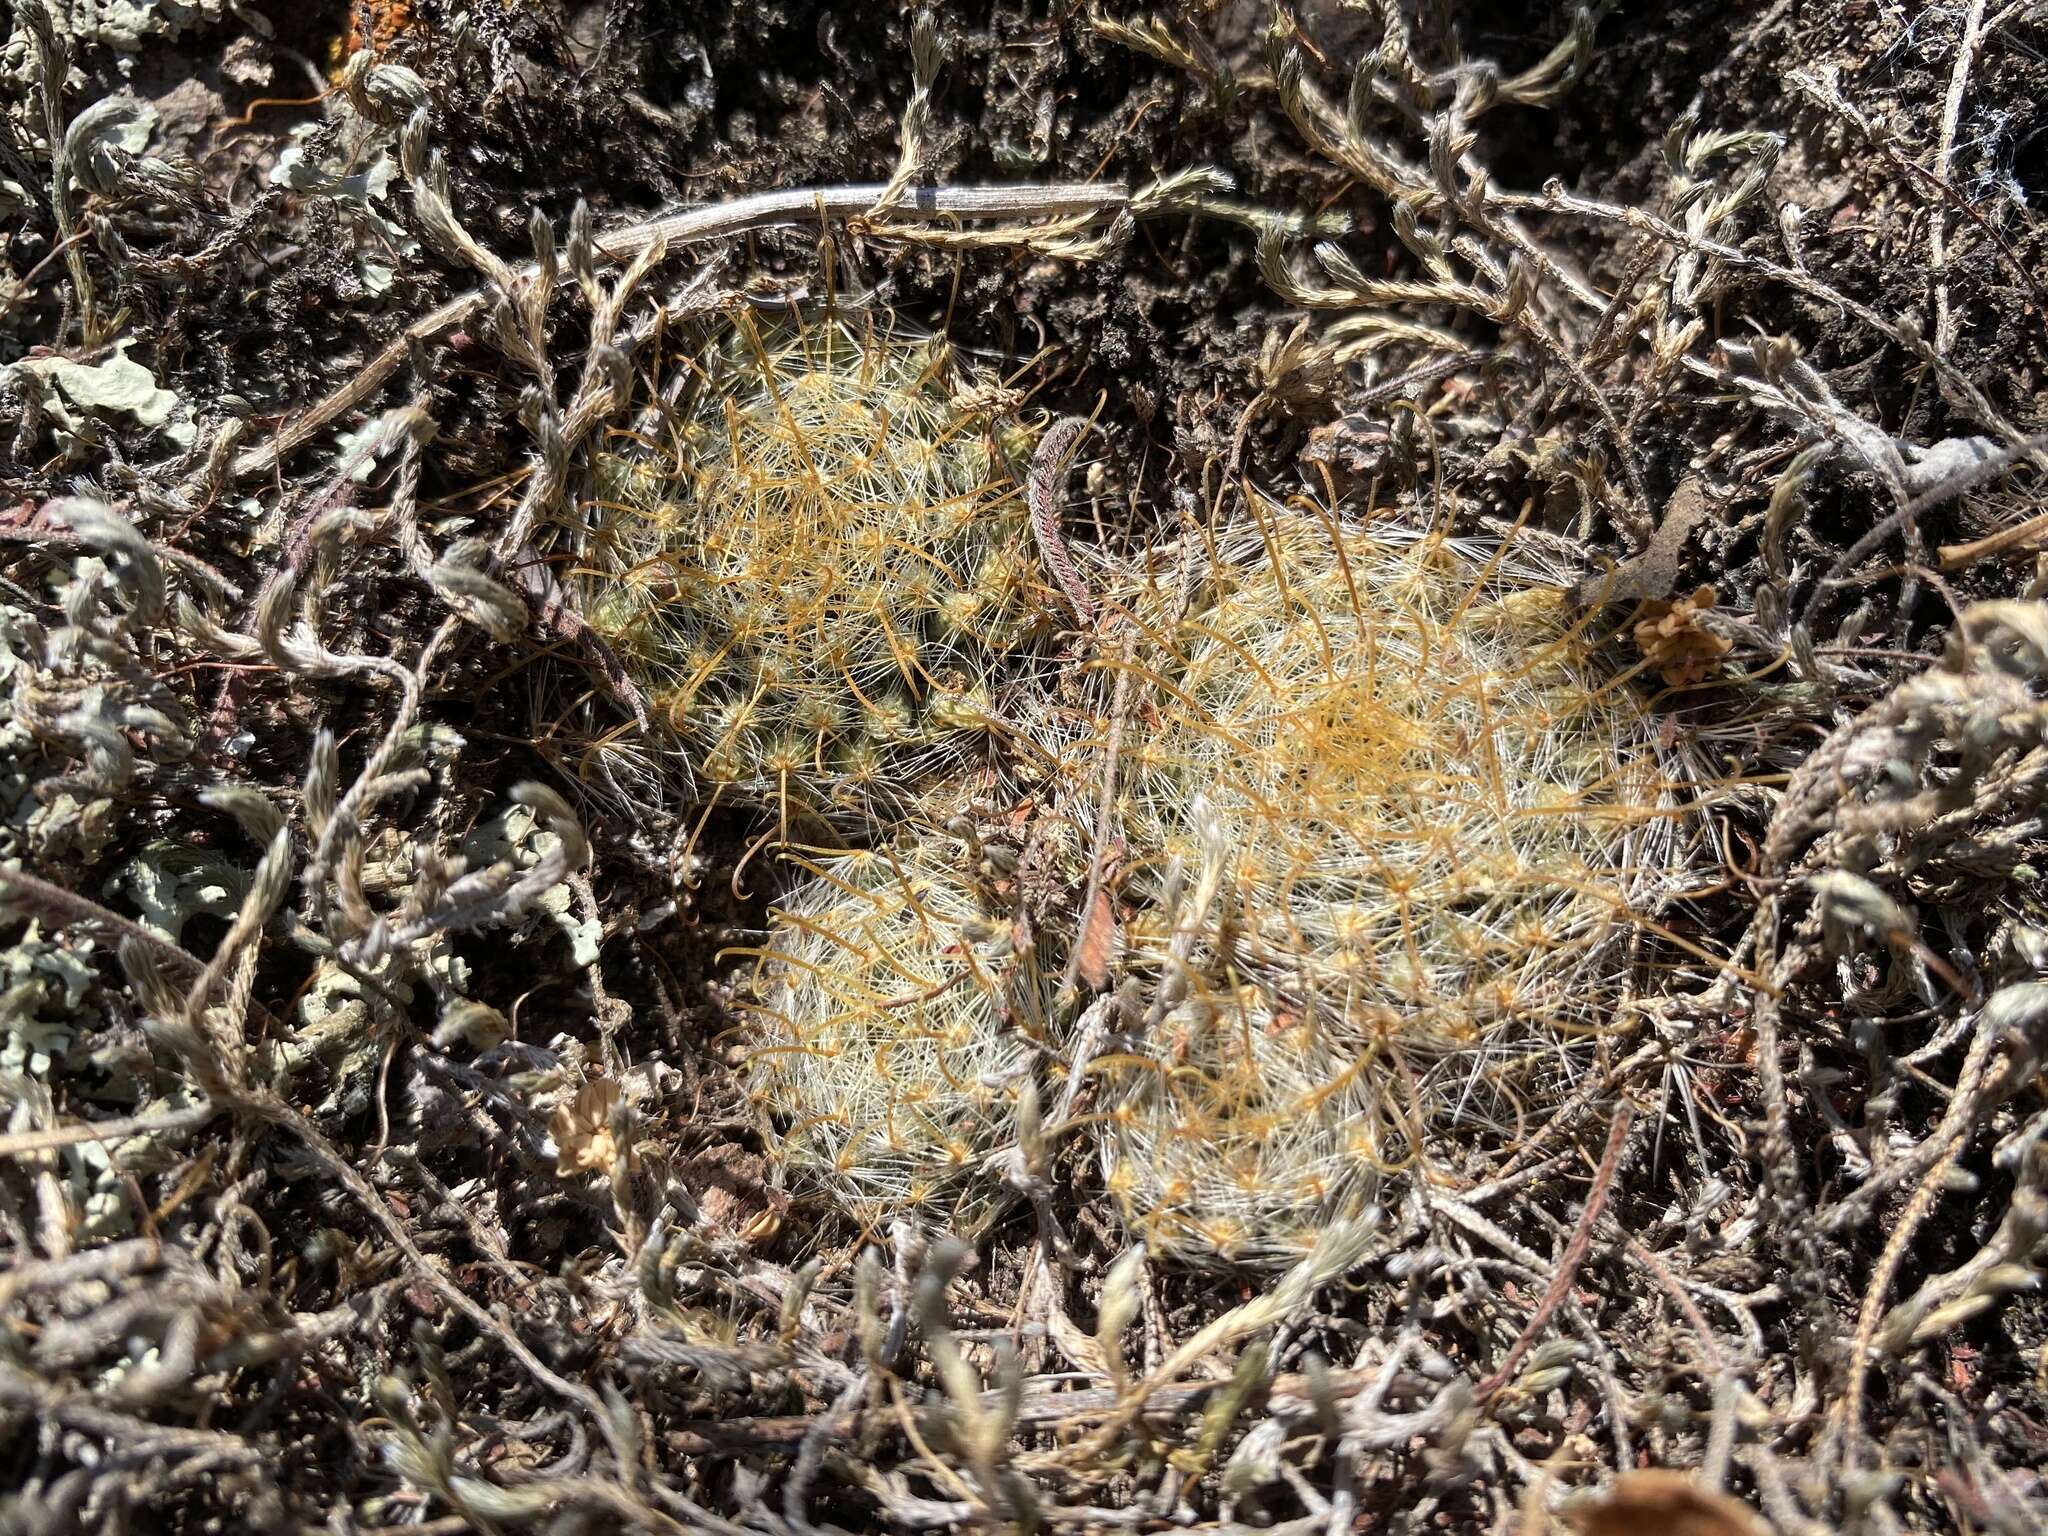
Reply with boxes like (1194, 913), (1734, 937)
(1930, 0), (1990, 355)
(1476, 1102), (1632, 1401)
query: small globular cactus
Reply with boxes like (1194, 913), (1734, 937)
(730, 841), (1053, 1234)
(580, 304), (1695, 1265)
(1072, 505), (1682, 1263)
(579, 307), (1045, 830)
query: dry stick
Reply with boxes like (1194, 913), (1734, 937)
(1444, 203), (1652, 525)
(1743, 895), (1840, 1410)
(1822, 972), (2015, 1465)
(19, 9), (99, 346)
(1480, 1038), (1661, 1188)
(1475, 1101), (1632, 1402)
(247, 1094), (639, 1467)
(1815, 432), (2048, 595)
(1623, 1233), (1741, 1488)
(1930, 0), (1989, 357)
(302, 613), (459, 906)
(230, 182), (1129, 484)
(1834, 1123), (1974, 1471)
(0, 866), (210, 980)
(1940, 508), (2048, 569)
(0, 867), (286, 1043)
(0, 523), (240, 599)
(0, 1366), (264, 1462)
(0, 1101), (217, 1160)
(1290, 347), (1496, 445)
(1821, 938), (2009, 1236)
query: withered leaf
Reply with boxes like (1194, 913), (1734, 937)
(1075, 887), (1123, 992)
(1565, 1470), (1771, 1536)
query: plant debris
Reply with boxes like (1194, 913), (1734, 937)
(3, 2), (2047, 1533)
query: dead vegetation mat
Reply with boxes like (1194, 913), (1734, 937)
(4, 1), (2048, 1532)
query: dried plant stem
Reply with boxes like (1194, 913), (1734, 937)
(1940, 509), (2048, 568)
(665, 1356), (1437, 1457)
(1476, 1102), (1632, 1401)
(1028, 416), (1102, 628)
(1930, 0), (1989, 355)
(1834, 1120), (1971, 1467)
(1623, 1233), (1741, 1487)
(19, 4), (100, 346)
(247, 1094), (636, 1465)
(1822, 964), (2007, 1235)
(1481, 1039), (1663, 1189)
(1814, 432), (2048, 597)
(0, 1101), (217, 1160)
(1510, 185), (2046, 469)
(0, 866), (210, 979)
(0, 867), (286, 1042)
(1058, 630), (1138, 1008)
(0, 1366), (263, 1462)
(230, 182), (1129, 484)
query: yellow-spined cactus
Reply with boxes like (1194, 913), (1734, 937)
(579, 307), (1044, 831)
(730, 842), (1053, 1233)
(1071, 504), (1682, 1263)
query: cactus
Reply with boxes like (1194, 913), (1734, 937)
(581, 306), (1695, 1265)
(579, 307), (1045, 832)
(1070, 505), (1684, 1263)
(729, 840), (1053, 1233)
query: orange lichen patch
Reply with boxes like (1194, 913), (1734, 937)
(346, 0), (430, 63)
